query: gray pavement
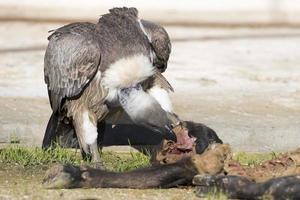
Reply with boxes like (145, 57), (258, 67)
(0, 22), (299, 152)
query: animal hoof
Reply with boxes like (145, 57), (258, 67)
(43, 164), (81, 189)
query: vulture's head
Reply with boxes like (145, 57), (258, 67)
(141, 20), (171, 73)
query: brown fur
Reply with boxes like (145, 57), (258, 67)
(192, 144), (231, 175)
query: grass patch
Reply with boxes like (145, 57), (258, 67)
(0, 145), (150, 171)
(0, 145), (276, 171)
(233, 151), (277, 166)
(0, 145), (84, 167)
(103, 151), (150, 172)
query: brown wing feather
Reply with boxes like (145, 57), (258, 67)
(44, 22), (101, 113)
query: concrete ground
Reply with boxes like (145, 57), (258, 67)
(0, 21), (299, 152)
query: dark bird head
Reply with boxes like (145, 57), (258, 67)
(141, 20), (171, 73)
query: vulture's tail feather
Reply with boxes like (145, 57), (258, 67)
(42, 112), (60, 149)
(42, 112), (80, 149)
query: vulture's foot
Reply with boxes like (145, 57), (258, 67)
(81, 151), (105, 169)
(91, 161), (106, 170)
(89, 141), (105, 169)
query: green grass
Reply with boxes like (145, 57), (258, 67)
(0, 145), (150, 171)
(102, 151), (150, 172)
(233, 151), (277, 166)
(0, 144), (276, 173)
(0, 145), (84, 167)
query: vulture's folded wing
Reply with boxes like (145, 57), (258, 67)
(44, 22), (101, 113)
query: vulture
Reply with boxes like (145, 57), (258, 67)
(43, 7), (178, 168)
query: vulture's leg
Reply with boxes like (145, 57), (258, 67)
(118, 85), (179, 141)
(73, 108), (104, 169)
